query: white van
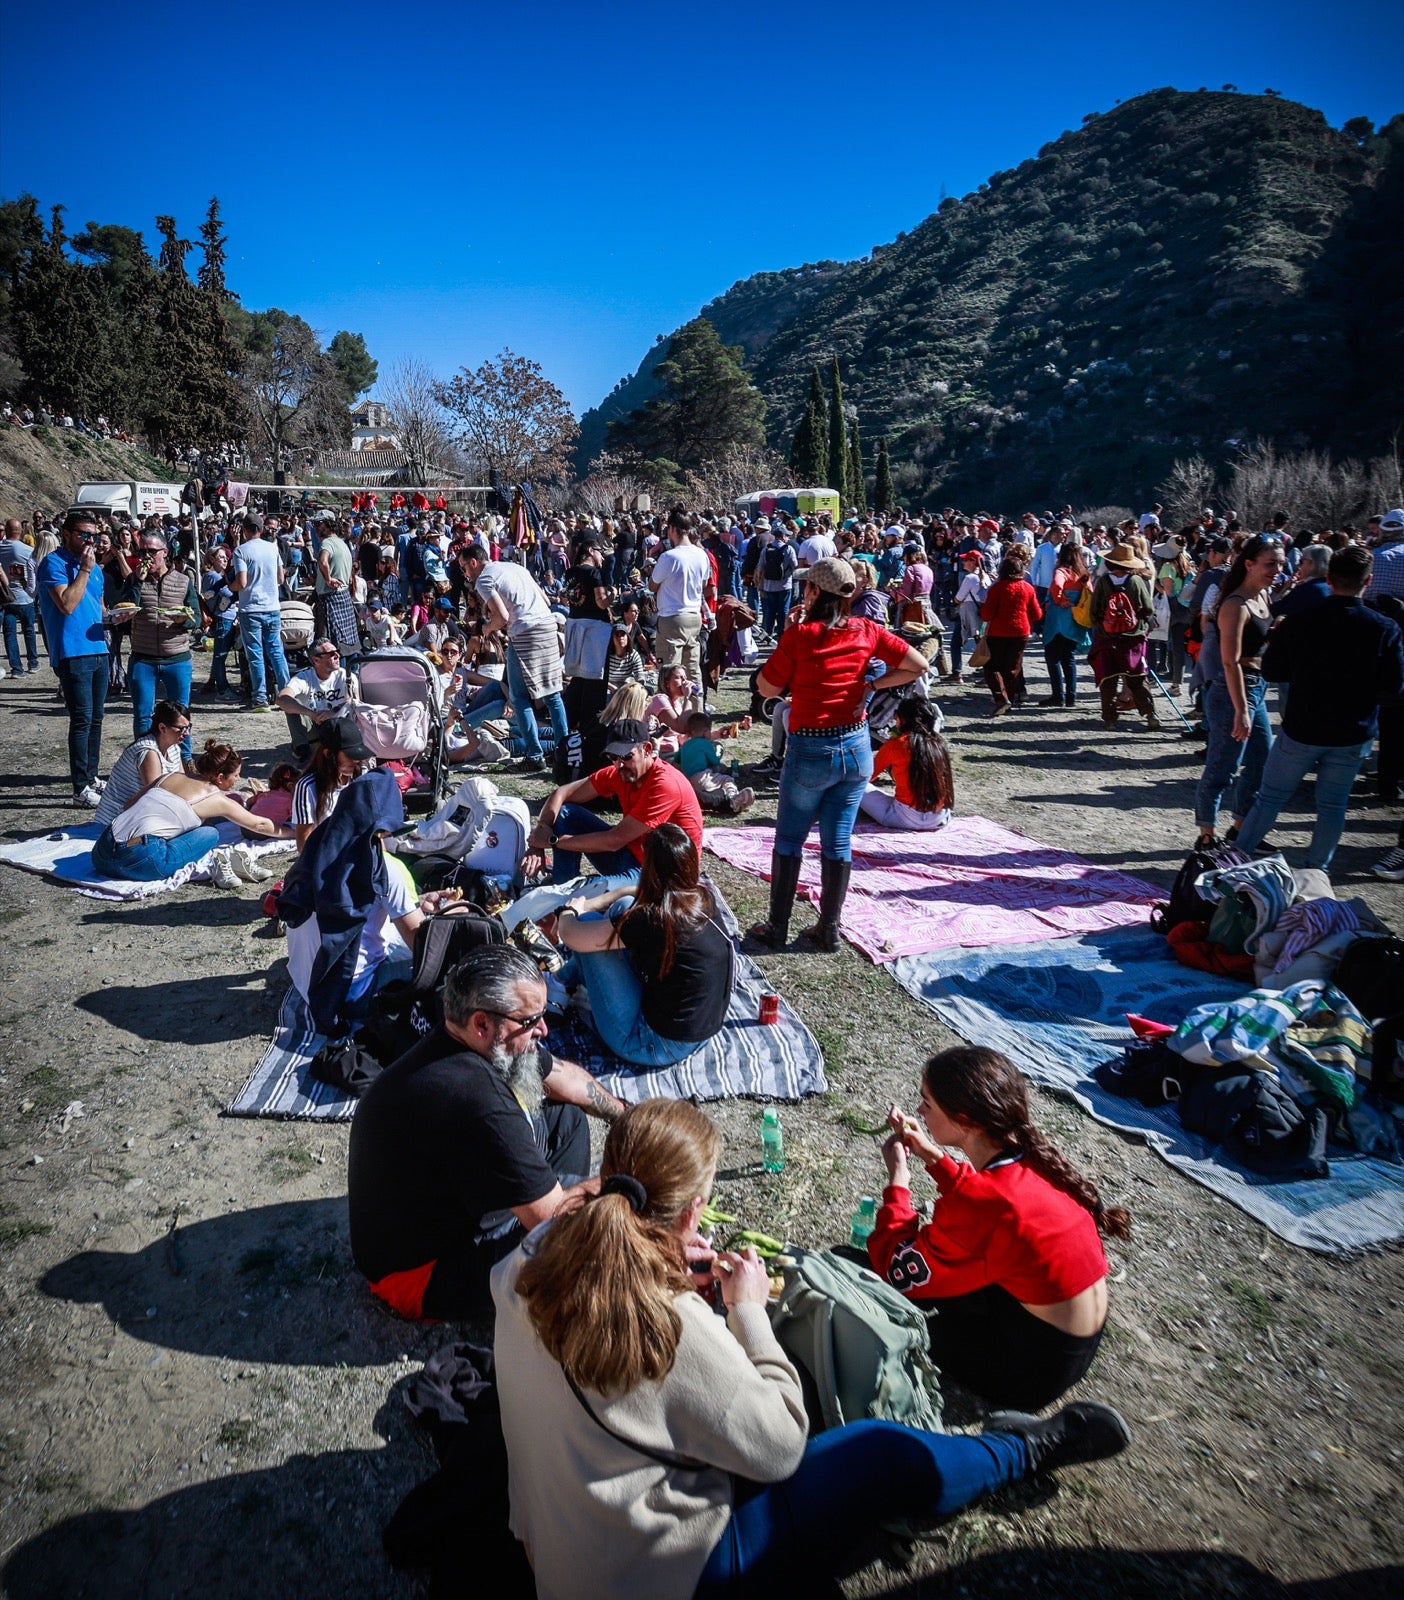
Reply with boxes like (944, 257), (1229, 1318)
(73, 480), (187, 521)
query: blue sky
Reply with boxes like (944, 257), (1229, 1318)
(3, 1), (1399, 413)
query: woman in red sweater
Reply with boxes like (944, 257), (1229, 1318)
(869, 1045), (1130, 1410)
(978, 556), (1043, 715)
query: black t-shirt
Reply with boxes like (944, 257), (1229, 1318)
(618, 909), (733, 1043)
(565, 563), (611, 621)
(347, 1027), (558, 1283)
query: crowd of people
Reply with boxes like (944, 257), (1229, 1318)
(5, 479), (1404, 1597)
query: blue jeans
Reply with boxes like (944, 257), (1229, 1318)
(128, 655), (193, 757)
(505, 639), (568, 763)
(456, 677), (508, 728)
(1235, 733), (1372, 870)
(4, 603), (39, 672)
(1194, 676), (1272, 830)
(209, 614), (237, 692)
(775, 726), (874, 862)
(760, 590), (788, 638)
(566, 933), (699, 1068)
(54, 653), (108, 791)
(239, 608), (290, 707)
(695, 1421), (1027, 1596)
(91, 823), (221, 882)
(550, 802), (641, 883)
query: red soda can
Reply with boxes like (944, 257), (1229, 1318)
(759, 992), (780, 1025)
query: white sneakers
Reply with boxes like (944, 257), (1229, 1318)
(74, 784), (103, 807)
(207, 848), (242, 890)
(728, 786), (756, 816)
(228, 845), (274, 883)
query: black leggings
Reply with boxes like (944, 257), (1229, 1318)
(927, 1284), (1104, 1411)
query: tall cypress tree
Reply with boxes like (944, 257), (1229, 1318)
(789, 364), (829, 485)
(847, 416), (865, 510)
(873, 437), (895, 514)
(827, 354), (848, 500)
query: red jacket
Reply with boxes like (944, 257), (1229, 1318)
(980, 578), (1043, 637)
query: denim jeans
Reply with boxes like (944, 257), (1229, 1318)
(550, 802), (641, 883)
(91, 823), (221, 882)
(567, 935), (699, 1068)
(3, 603), (39, 672)
(695, 1421), (1027, 1597)
(505, 639), (568, 763)
(1234, 733), (1372, 870)
(775, 725), (874, 862)
(760, 590), (789, 638)
(209, 614), (237, 692)
(128, 655), (193, 757)
(456, 677), (508, 728)
(1044, 633), (1079, 701)
(54, 653), (108, 791)
(239, 608), (291, 707)
(1194, 675), (1272, 830)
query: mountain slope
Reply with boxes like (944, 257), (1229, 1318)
(579, 89), (1403, 506)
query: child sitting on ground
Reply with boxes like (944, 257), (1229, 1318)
(677, 711), (755, 817)
(363, 599), (401, 650)
(247, 762), (299, 827)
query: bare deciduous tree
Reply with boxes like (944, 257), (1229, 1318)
(1228, 440), (1392, 532)
(574, 450), (652, 519)
(379, 357), (454, 486)
(681, 444), (796, 512)
(437, 349), (578, 486)
(1156, 455), (1220, 527)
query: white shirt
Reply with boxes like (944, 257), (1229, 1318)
(474, 561), (553, 636)
(796, 532), (837, 567)
(286, 847), (416, 1002)
(282, 664), (359, 717)
(650, 542), (711, 616)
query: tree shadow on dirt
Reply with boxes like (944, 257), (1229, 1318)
(74, 970), (283, 1043)
(2, 1390), (435, 1600)
(39, 1197), (485, 1367)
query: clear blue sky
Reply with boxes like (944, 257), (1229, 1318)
(3, 0), (1399, 412)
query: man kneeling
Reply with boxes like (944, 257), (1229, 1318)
(347, 945), (625, 1319)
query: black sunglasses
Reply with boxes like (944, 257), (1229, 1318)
(478, 1007), (546, 1033)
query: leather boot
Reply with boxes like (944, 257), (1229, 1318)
(750, 851), (802, 948)
(801, 857), (850, 952)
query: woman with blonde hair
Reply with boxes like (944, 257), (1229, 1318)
(493, 1098), (1130, 1600)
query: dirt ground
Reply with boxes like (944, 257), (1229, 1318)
(0, 647), (1400, 1600)
(0, 429), (171, 524)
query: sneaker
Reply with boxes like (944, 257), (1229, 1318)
(728, 786), (756, 816)
(985, 1401), (1131, 1474)
(511, 757), (547, 774)
(251, 701), (273, 713)
(0, 666), (8, 680)
(475, 729), (510, 762)
(227, 844), (274, 883)
(74, 784), (103, 807)
(91, 776), (106, 791)
(754, 755), (784, 776)
(1373, 847), (1404, 882)
(992, 701), (1011, 717)
(511, 919), (565, 973)
(1145, 713), (1161, 731)
(207, 848), (242, 890)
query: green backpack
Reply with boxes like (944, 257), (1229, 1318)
(767, 1246), (944, 1434)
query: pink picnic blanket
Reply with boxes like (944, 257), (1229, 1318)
(704, 817), (1161, 963)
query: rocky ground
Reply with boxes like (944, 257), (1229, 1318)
(0, 648), (1400, 1599)
(0, 428), (173, 524)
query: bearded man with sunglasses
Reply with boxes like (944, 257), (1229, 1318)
(348, 944), (625, 1320)
(37, 509), (110, 804)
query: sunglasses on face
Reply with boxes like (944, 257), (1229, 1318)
(480, 1008), (546, 1033)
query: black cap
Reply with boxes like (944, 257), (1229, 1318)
(314, 717), (373, 761)
(603, 718), (650, 757)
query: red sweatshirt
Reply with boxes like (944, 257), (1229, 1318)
(979, 579), (1043, 638)
(867, 1153), (1107, 1305)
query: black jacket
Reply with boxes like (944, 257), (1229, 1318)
(1262, 594), (1404, 745)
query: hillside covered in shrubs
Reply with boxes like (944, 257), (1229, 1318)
(579, 89), (1403, 507)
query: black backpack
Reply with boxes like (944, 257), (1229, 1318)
(308, 1038), (386, 1097)
(1150, 842), (1251, 934)
(1332, 936), (1404, 1024)
(1179, 1068), (1330, 1180)
(359, 906), (506, 1065)
(763, 540), (788, 582)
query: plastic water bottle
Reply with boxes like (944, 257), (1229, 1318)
(761, 1107), (785, 1173)
(849, 1196), (877, 1251)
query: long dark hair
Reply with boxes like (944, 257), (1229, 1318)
(1211, 533), (1280, 616)
(894, 698), (953, 813)
(923, 1046), (1131, 1239)
(803, 587), (851, 630)
(305, 740), (350, 816)
(622, 823), (714, 977)
(1056, 542), (1089, 578)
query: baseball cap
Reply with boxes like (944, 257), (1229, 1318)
(806, 557), (857, 596)
(603, 718), (651, 757)
(314, 718), (373, 761)
(242, 511), (265, 532)
(1379, 508), (1404, 532)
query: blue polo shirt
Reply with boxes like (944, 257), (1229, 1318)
(36, 549), (107, 661)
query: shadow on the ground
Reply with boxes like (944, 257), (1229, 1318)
(75, 970), (282, 1043)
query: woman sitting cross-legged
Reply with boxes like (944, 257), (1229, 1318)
(858, 697), (954, 831)
(870, 1045), (1130, 1413)
(554, 824), (733, 1068)
(492, 1096), (1131, 1600)
(92, 739), (293, 885)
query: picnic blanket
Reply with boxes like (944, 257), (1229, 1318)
(890, 925), (1404, 1254)
(226, 902), (826, 1121)
(0, 823), (292, 901)
(704, 817), (1162, 962)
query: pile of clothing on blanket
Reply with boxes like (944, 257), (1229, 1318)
(1101, 850), (1404, 1180)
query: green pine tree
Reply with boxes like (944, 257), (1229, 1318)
(847, 416), (865, 510)
(789, 364), (829, 484)
(827, 354), (848, 500)
(873, 437), (895, 514)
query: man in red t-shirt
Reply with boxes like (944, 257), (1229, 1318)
(523, 718), (705, 885)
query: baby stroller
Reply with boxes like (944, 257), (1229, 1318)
(280, 598), (316, 674)
(346, 645), (451, 806)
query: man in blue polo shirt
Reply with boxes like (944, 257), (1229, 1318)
(37, 508), (109, 804)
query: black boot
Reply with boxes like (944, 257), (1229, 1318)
(750, 851), (802, 948)
(984, 1401), (1131, 1474)
(800, 858), (850, 953)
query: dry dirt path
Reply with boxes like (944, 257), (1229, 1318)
(0, 653), (1399, 1599)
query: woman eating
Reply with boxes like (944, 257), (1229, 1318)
(555, 825), (732, 1068)
(493, 1096), (1130, 1600)
(871, 1045), (1129, 1411)
(858, 697), (954, 830)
